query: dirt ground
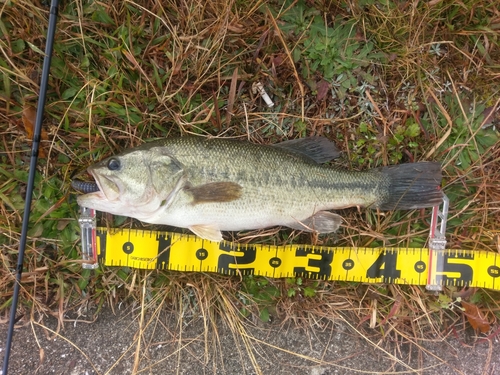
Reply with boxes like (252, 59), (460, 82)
(1, 304), (498, 375)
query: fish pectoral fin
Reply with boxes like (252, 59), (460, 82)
(189, 224), (223, 242)
(287, 211), (343, 233)
(273, 136), (340, 163)
(184, 181), (242, 204)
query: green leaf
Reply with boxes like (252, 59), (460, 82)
(406, 121), (421, 137)
(113, 215), (128, 226)
(108, 65), (118, 78)
(303, 286), (316, 297)
(477, 131), (498, 148)
(116, 268), (130, 281)
(92, 7), (116, 25)
(458, 151), (471, 169)
(0, 18), (9, 38)
(81, 55), (90, 68)
(2, 64), (10, 101)
(240, 307), (250, 318)
(77, 270), (91, 290)
(259, 307), (270, 322)
(127, 111), (142, 125)
(12, 39), (25, 54)
(62, 87), (78, 100)
(438, 293), (453, 308)
(27, 41), (45, 55)
(294, 120), (307, 137)
(51, 56), (68, 80)
(341, 78), (352, 89)
(292, 48), (302, 63)
(359, 122), (368, 133)
(58, 153), (70, 164)
(28, 223), (44, 237)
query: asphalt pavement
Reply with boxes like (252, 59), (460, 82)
(1, 305), (498, 374)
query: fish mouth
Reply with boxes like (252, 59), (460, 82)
(72, 170), (121, 202)
(89, 170), (121, 201)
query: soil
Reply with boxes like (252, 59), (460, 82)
(1, 305), (498, 375)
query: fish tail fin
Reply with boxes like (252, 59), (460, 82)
(375, 162), (443, 210)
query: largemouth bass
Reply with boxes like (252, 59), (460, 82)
(74, 136), (442, 241)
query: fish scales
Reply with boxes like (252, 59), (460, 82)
(75, 136), (442, 241)
(148, 137), (381, 215)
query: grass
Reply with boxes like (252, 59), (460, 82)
(0, 0), (499, 373)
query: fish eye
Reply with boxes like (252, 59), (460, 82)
(107, 158), (121, 171)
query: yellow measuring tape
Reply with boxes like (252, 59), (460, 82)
(94, 228), (500, 291)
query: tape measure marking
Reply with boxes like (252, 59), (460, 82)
(95, 228), (500, 290)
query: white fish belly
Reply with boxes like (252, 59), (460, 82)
(146, 185), (335, 231)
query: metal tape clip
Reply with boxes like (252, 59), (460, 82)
(426, 193), (449, 291)
(78, 206), (99, 269)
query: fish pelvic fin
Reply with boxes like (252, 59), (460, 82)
(189, 224), (223, 242)
(287, 211), (343, 233)
(375, 162), (442, 210)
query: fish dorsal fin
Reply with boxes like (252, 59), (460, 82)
(189, 224), (223, 242)
(184, 181), (243, 204)
(273, 136), (340, 163)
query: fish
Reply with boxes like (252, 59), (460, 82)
(74, 136), (443, 242)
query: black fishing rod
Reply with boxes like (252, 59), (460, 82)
(2, 0), (60, 373)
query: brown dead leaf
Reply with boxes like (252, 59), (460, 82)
(122, 48), (139, 70)
(481, 106), (498, 127)
(21, 105), (36, 139)
(213, 91), (221, 130)
(227, 23), (245, 33)
(272, 54), (285, 67)
(20, 105), (49, 158)
(21, 105), (48, 141)
(452, 287), (477, 300)
(39, 347), (45, 364)
(316, 80), (330, 101)
(226, 67), (238, 128)
(56, 219), (72, 231)
(461, 301), (490, 333)
(429, 0), (443, 6)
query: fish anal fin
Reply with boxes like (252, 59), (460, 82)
(287, 211), (342, 233)
(185, 181), (242, 204)
(189, 224), (223, 242)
